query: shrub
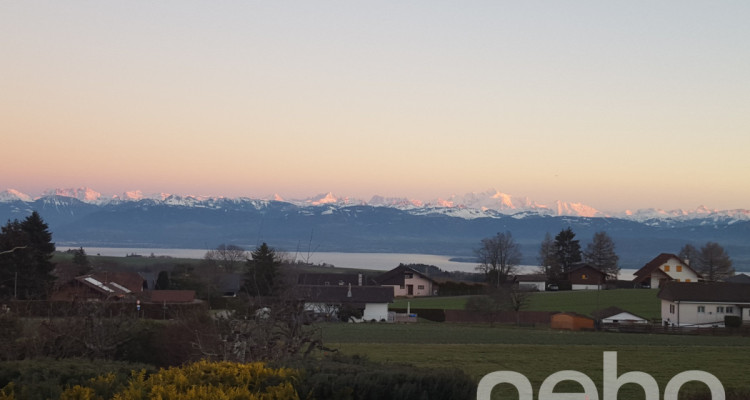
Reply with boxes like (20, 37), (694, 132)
(60, 360), (299, 400)
(290, 353), (475, 400)
(0, 359), (154, 400)
(725, 315), (742, 328)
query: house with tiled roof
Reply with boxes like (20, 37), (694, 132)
(632, 253), (702, 288)
(375, 265), (438, 297)
(657, 281), (750, 326)
(51, 271), (145, 302)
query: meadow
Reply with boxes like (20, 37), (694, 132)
(320, 322), (750, 399)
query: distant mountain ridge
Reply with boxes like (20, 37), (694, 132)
(2, 187), (750, 271)
(2, 187), (747, 222)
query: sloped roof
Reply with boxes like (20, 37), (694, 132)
(658, 281), (750, 303)
(725, 273), (750, 284)
(568, 264), (606, 276)
(144, 290), (197, 303)
(375, 265), (437, 286)
(75, 271), (145, 297)
(297, 273), (375, 286)
(591, 306), (648, 321)
(296, 285), (394, 304)
(516, 274), (547, 282)
(632, 253), (702, 283)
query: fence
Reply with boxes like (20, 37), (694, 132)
(600, 322), (750, 336)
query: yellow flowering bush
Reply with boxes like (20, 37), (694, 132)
(61, 361), (299, 400)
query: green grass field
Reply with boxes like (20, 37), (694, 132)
(320, 322), (750, 399)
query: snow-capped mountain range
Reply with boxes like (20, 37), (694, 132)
(2, 187), (750, 269)
(1, 187), (747, 223)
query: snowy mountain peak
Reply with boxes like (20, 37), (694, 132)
(554, 200), (602, 218)
(368, 195), (423, 208)
(3, 187), (748, 222)
(0, 189), (32, 202)
(43, 187), (101, 203)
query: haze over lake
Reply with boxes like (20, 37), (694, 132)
(72, 247), (638, 279)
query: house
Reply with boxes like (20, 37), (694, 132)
(51, 271), (145, 302)
(725, 273), (750, 284)
(591, 306), (649, 324)
(550, 312), (595, 331)
(375, 265), (438, 297)
(632, 253), (702, 288)
(297, 273), (375, 287)
(516, 274), (547, 291)
(296, 284), (394, 322)
(567, 264), (606, 290)
(657, 281), (750, 327)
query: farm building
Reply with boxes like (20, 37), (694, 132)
(591, 306), (649, 324)
(550, 312), (595, 331)
(567, 264), (606, 290)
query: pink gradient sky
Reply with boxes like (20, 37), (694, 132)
(2, 2), (749, 212)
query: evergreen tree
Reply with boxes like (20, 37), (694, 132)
(244, 243), (281, 297)
(0, 212), (56, 299)
(155, 271), (170, 290)
(697, 242), (734, 282)
(583, 231), (620, 279)
(554, 227), (581, 278)
(72, 247), (92, 274)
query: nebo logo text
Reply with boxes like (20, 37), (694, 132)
(477, 351), (724, 400)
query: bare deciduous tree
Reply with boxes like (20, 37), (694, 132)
(204, 244), (247, 272)
(475, 231), (522, 287)
(697, 242), (734, 282)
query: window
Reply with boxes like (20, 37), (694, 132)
(685, 279), (691, 282)
(676, 265), (683, 272)
(717, 306), (725, 313)
(581, 274), (588, 280)
(404, 273), (413, 279)
(697, 306), (705, 313)
(324, 281), (330, 286)
(399, 285), (405, 289)
(418, 285), (425, 290)
(669, 304), (675, 314)
(727, 307), (734, 314)
(664, 265), (670, 272)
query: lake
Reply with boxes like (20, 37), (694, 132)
(70, 246), (637, 278)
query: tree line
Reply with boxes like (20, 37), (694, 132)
(476, 227), (735, 285)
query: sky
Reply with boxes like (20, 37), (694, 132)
(2, 1), (749, 213)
